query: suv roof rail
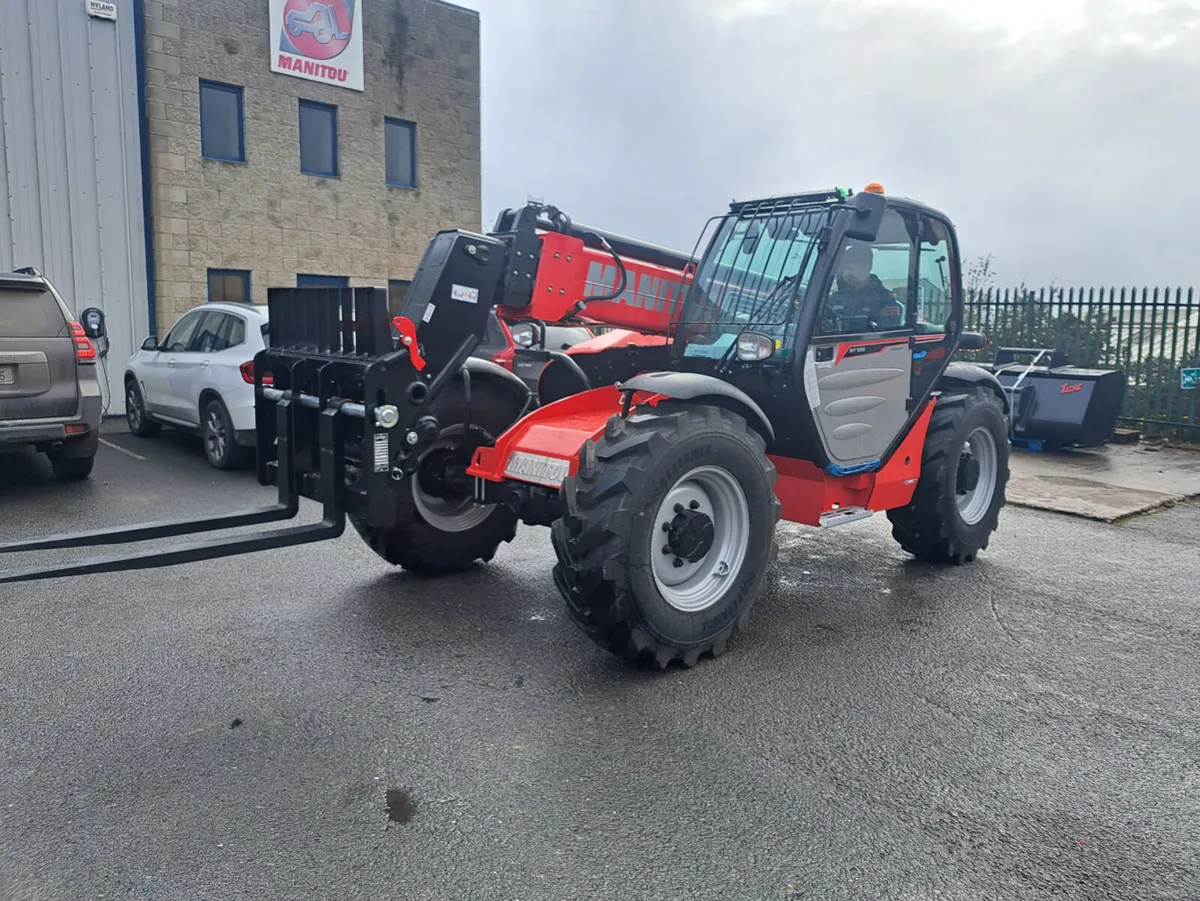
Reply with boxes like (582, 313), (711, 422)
(11, 266), (43, 276)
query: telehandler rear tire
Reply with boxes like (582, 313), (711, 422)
(351, 378), (523, 576)
(887, 387), (1009, 564)
(551, 403), (781, 669)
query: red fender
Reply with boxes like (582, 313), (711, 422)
(467, 386), (664, 487)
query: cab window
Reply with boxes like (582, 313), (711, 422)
(914, 216), (956, 334)
(816, 207), (918, 337)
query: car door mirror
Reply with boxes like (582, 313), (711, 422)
(142, 336), (160, 352)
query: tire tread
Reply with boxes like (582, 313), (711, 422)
(886, 388), (1009, 564)
(551, 405), (781, 669)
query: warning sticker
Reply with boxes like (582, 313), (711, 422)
(421, 303), (436, 323)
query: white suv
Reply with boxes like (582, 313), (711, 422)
(123, 302), (269, 469)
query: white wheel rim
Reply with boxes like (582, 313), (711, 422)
(650, 465), (751, 613)
(411, 434), (496, 533)
(957, 426), (998, 526)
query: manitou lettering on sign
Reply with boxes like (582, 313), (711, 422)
(277, 54), (349, 82)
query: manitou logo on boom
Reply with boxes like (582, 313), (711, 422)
(585, 261), (687, 314)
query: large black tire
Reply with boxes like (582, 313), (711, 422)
(551, 403), (782, 670)
(351, 377), (524, 576)
(887, 388), (1010, 564)
(50, 453), (95, 481)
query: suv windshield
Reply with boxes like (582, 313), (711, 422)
(679, 207), (828, 361)
(0, 286), (68, 338)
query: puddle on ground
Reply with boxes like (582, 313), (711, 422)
(385, 788), (415, 824)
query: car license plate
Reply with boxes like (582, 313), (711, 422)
(0, 366), (13, 385)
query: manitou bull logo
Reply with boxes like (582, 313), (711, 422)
(280, 0), (354, 60)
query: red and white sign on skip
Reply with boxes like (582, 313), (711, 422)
(269, 0), (364, 92)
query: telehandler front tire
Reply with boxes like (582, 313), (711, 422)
(351, 378), (523, 576)
(887, 388), (1009, 564)
(551, 403), (781, 669)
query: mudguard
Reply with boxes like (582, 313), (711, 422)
(935, 362), (1010, 414)
(463, 355), (532, 412)
(616, 371), (775, 443)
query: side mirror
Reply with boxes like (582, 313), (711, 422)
(141, 336), (160, 352)
(958, 331), (987, 351)
(843, 191), (886, 242)
(735, 332), (776, 362)
(80, 307), (106, 339)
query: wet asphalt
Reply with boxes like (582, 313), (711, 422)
(1, 425), (1198, 901)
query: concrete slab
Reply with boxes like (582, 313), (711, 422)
(1006, 441), (1200, 521)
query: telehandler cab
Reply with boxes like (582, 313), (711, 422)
(2, 184), (1011, 669)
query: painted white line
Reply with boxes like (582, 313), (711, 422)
(99, 438), (147, 461)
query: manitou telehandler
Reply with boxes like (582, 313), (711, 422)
(2, 184), (1011, 669)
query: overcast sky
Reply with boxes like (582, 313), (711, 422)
(451, 0), (1197, 290)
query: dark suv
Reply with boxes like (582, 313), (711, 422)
(0, 269), (104, 480)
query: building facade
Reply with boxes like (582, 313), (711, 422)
(0, 0), (481, 414)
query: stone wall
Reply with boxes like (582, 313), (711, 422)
(143, 0), (481, 335)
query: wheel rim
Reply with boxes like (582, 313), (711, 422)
(410, 432), (496, 533)
(204, 408), (226, 461)
(126, 386), (141, 429)
(957, 426), (998, 526)
(650, 465), (751, 613)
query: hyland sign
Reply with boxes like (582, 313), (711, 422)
(270, 0), (364, 92)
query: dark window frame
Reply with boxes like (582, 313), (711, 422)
(299, 99), (339, 178)
(297, 273), (350, 288)
(384, 118), (417, 189)
(199, 80), (245, 163)
(207, 268), (251, 304)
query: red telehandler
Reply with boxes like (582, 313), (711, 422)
(1, 184), (1011, 669)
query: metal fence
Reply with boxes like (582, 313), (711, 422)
(959, 287), (1200, 440)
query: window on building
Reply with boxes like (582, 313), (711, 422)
(299, 100), (338, 177)
(388, 279), (411, 315)
(199, 81), (244, 162)
(385, 119), (416, 188)
(207, 269), (250, 303)
(297, 274), (350, 288)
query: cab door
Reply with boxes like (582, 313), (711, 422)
(803, 206), (920, 472)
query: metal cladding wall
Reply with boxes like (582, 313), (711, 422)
(0, 0), (150, 415)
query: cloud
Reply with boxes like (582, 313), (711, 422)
(463, 0), (1199, 288)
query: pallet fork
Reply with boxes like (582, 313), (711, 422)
(0, 286), (410, 584)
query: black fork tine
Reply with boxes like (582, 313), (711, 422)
(0, 516), (344, 585)
(0, 503), (297, 554)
